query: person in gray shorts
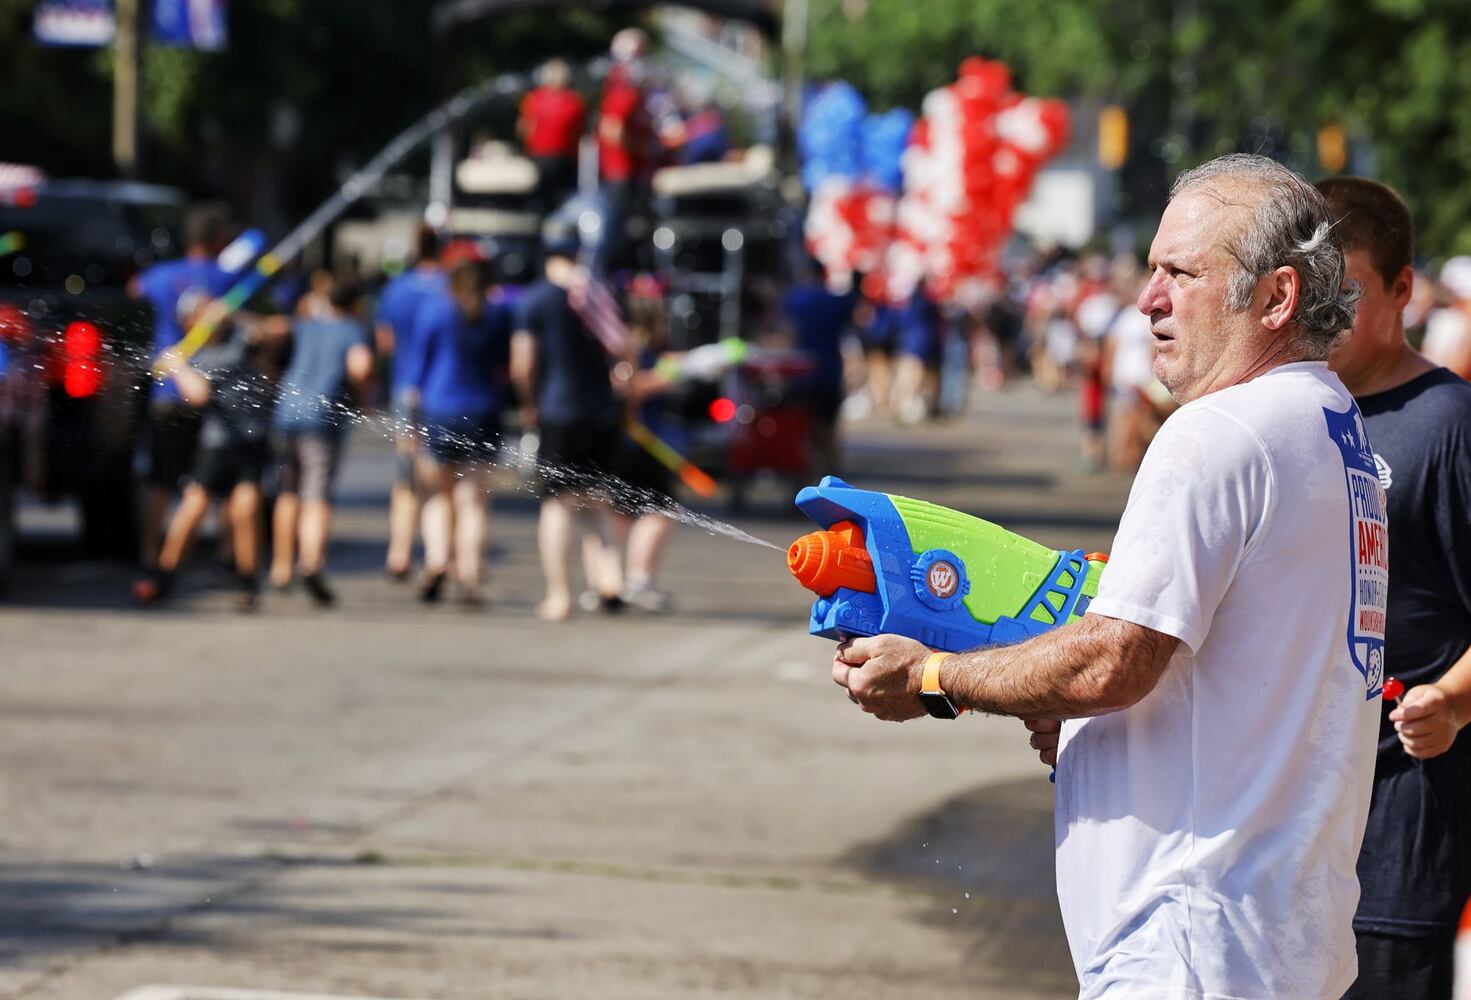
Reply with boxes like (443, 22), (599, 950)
(269, 276), (374, 605)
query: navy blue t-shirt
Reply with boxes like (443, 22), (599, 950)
(896, 294), (942, 361)
(409, 296), (512, 422)
(783, 284), (851, 391)
(1354, 367), (1471, 936)
(514, 279), (616, 425)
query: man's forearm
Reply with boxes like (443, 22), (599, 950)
(939, 616), (1177, 719)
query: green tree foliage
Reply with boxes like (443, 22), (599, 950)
(808, 0), (1471, 255)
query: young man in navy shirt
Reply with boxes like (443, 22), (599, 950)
(1321, 177), (1471, 1000)
(511, 223), (625, 621)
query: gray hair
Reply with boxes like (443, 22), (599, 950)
(1170, 153), (1359, 357)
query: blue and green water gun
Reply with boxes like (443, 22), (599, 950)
(787, 476), (1108, 652)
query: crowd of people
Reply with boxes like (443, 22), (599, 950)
(493, 30), (734, 274)
(836, 239), (1471, 476)
(125, 187), (1471, 621)
(120, 29), (784, 618)
(129, 215), (697, 617)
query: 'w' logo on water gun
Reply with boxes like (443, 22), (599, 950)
(787, 477), (1108, 653)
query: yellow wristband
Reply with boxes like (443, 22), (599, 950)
(922, 651), (951, 696)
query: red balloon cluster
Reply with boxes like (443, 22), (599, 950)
(805, 60), (1070, 305)
(884, 58), (1069, 305)
(804, 179), (896, 296)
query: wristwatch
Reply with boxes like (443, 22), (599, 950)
(920, 651), (962, 719)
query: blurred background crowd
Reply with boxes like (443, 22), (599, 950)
(4, 0), (1471, 615)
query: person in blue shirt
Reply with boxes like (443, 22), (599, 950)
(129, 205), (233, 568)
(659, 84), (729, 166)
(853, 292), (898, 418)
(891, 290), (943, 425)
(374, 225), (447, 581)
(510, 221), (625, 622)
(405, 257), (512, 606)
(783, 274), (853, 475)
(267, 277), (374, 606)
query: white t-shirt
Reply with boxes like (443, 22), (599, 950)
(1058, 361), (1383, 1000)
(1077, 292), (1122, 341)
(1108, 309), (1156, 394)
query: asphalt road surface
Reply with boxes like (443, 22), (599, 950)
(0, 385), (1132, 1000)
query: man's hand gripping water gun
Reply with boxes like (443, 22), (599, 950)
(787, 477), (1107, 747)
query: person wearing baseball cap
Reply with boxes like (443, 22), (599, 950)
(510, 218), (629, 621)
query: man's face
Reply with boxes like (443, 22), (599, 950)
(1137, 189), (1263, 404)
(1328, 250), (1410, 386)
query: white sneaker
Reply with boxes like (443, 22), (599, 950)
(623, 585), (671, 613)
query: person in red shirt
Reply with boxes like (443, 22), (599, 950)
(519, 59), (585, 210)
(592, 29), (653, 273)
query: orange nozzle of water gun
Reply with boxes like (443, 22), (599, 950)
(787, 520), (877, 597)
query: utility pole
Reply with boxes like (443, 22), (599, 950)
(112, 0), (140, 178)
(780, 0), (808, 136)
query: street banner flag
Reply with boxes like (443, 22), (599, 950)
(151, 0), (225, 50)
(33, 0), (115, 46)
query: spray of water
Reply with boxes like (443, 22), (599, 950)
(7, 67), (797, 553)
(29, 327), (788, 553)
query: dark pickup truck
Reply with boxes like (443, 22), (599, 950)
(0, 179), (186, 590)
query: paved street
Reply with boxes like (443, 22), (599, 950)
(1, 386), (1132, 1000)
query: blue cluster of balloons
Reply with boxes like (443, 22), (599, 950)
(861, 108), (914, 193)
(799, 82), (867, 191)
(800, 82), (914, 194)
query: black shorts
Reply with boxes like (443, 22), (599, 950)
(423, 414), (503, 466)
(537, 414), (622, 499)
(805, 385), (844, 426)
(147, 403), (201, 490)
(192, 442), (267, 498)
(616, 433), (675, 504)
(1344, 928), (1455, 999)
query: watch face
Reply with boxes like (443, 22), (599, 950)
(920, 691), (960, 720)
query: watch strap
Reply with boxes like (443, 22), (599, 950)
(920, 651), (963, 718)
(922, 651), (951, 696)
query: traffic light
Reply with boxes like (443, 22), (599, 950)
(1318, 124), (1347, 174)
(1098, 106), (1128, 171)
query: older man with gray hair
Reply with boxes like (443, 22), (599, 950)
(833, 154), (1383, 998)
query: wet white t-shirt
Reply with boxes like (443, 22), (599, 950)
(1059, 362), (1383, 1000)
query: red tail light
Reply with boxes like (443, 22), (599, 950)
(62, 321), (103, 398)
(708, 397), (737, 422)
(0, 303), (29, 345)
